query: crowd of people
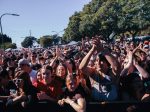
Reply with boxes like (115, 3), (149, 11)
(0, 36), (150, 112)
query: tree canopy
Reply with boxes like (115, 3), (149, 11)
(39, 35), (53, 48)
(5, 43), (17, 49)
(63, 0), (150, 42)
(21, 36), (37, 48)
(0, 34), (12, 48)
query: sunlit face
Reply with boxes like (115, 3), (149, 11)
(63, 51), (67, 56)
(74, 59), (79, 68)
(57, 65), (66, 79)
(115, 48), (121, 54)
(120, 54), (126, 63)
(130, 43), (135, 51)
(39, 59), (46, 65)
(41, 68), (54, 85)
(94, 56), (108, 72)
(31, 55), (36, 61)
(140, 52), (146, 61)
(37, 71), (42, 81)
(66, 76), (78, 92)
(88, 60), (94, 67)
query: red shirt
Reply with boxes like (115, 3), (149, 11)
(33, 79), (63, 100)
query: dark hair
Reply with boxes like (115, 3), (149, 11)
(32, 52), (37, 56)
(68, 58), (76, 73)
(66, 74), (77, 81)
(7, 66), (15, 79)
(121, 73), (144, 100)
(10, 54), (17, 61)
(45, 65), (53, 73)
(97, 53), (110, 66)
(39, 56), (45, 60)
(0, 68), (9, 78)
(40, 65), (53, 75)
(57, 63), (68, 77)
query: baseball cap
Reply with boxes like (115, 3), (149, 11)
(144, 45), (149, 49)
(18, 59), (30, 67)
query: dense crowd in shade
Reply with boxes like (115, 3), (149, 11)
(0, 35), (150, 112)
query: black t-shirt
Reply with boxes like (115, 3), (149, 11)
(6, 85), (38, 110)
(61, 84), (86, 101)
(55, 76), (66, 92)
(60, 85), (86, 112)
(120, 73), (145, 100)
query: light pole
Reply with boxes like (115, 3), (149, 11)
(0, 13), (19, 50)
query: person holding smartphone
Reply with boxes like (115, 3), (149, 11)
(0, 68), (17, 101)
(6, 71), (38, 112)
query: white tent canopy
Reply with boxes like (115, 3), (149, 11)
(67, 41), (78, 45)
(5, 48), (12, 51)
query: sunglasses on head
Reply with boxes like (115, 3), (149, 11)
(13, 79), (23, 83)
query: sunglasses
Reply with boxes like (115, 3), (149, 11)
(13, 79), (23, 83)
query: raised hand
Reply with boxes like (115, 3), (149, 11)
(58, 99), (65, 106)
(91, 36), (103, 52)
(123, 50), (133, 68)
(64, 97), (73, 104)
(133, 58), (139, 66)
(56, 46), (61, 57)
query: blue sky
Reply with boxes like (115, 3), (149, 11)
(0, 0), (91, 47)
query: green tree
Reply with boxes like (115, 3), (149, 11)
(39, 35), (53, 48)
(51, 34), (61, 45)
(21, 36), (36, 48)
(63, 0), (150, 42)
(0, 34), (12, 49)
(5, 43), (17, 49)
(63, 12), (82, 42)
